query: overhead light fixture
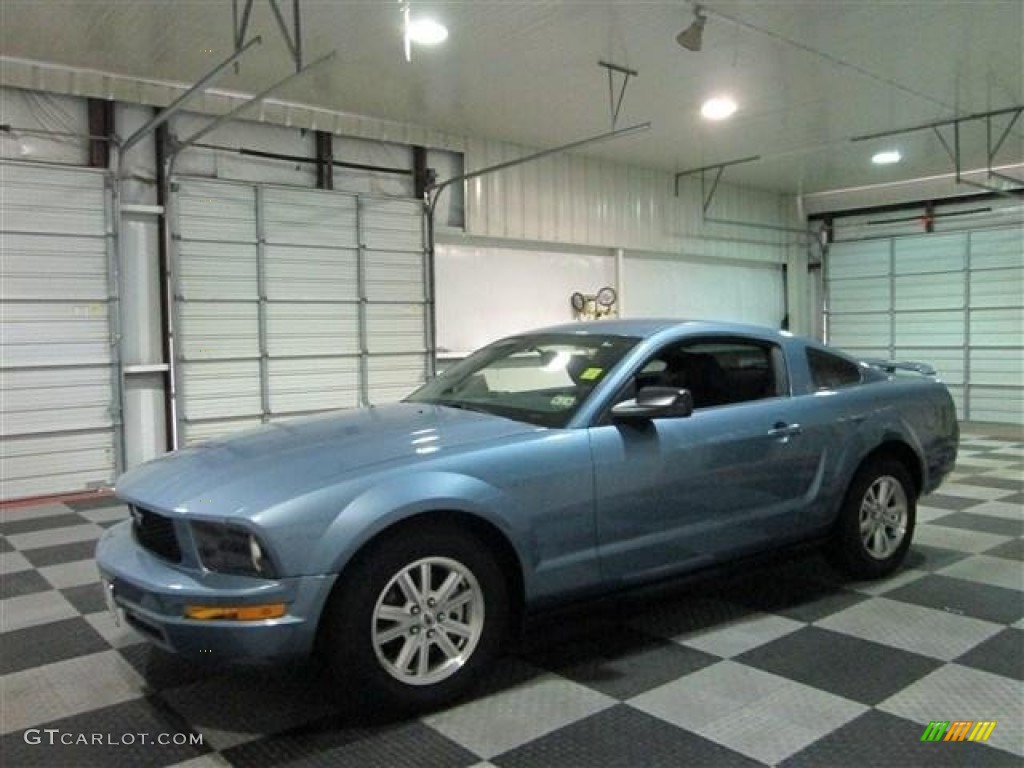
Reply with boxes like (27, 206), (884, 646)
(676, 4), (707, 52)
(407, 17), (448, 45)
(402, 2), (448, 62)
(701, 96), (737, 120)
(872, 150), (902, 165)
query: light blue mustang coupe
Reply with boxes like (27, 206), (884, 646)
(97, 319), (958, 710)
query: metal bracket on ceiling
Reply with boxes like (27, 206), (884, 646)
(233, 0), (305, 72)
(852, 105), (1024, 198)
(170, 50), (336, 157)
(674, 155), (761, 213)
(598, 61), (639, 129)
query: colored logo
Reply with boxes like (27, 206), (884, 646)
(920, 721), (997, 742)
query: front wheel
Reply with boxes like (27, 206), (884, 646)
(829, 457), (917, 579)
(320, 527), (509, 712)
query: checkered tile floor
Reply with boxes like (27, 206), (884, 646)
(2, 427), (1022, 767)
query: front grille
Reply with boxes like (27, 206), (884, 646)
(132, 506), (182, 563)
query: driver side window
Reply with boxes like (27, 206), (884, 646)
(623, 338), (787, 411)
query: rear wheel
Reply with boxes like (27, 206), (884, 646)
(830, 457), (916, 579)
(320, 526), (509, 712)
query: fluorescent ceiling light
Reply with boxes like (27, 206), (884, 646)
(701, 96), (737, 120)
(872, 149), (902, 165)
(407, 17), (448, 45)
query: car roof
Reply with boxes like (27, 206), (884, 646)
(521, 318), (791, 341)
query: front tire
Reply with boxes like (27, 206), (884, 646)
(830, 457), (917, 579)
(320, 526), (509, 712)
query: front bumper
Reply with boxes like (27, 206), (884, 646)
(96, 520), (336, 662)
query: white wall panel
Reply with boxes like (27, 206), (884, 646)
(828, 277), (890, 313)
(827, 240), (891, 278)
(436, 243), (616, 353)
(894, 311), (964, 347)
(624, 256), (785, 327)
(365, 305), (427, 354)
(970, 227), (1024, 269)
(265, 303), (360, 356)
(264, 245), (359, 302)
(971, 268), (1023, 309)
(894, 273), (964, 311)
(462, 136), (793, 263)
(177, 303), (259, 360)
(268, 358), (360, 414)
(824, 314), (890, 352)
(368, 356), (426, 404)
(893, 234), (966, 274)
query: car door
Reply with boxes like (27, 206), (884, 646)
(588, 336), (828, 585)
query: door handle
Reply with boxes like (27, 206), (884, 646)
(769, 422), (803, 439)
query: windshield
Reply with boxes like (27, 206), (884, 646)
(407, 333), (640, 428)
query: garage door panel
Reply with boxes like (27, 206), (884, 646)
(178, 302), (259, 359)
(969, 227), (1023, 269)
(365, 251), (426, 302)
(969, 349), (1024, 387)
(827, 241), (890, 279)
(178, 242), (258, 300)
(267, 357), (360, 414)
(176, 182), (256, 242)
(183, 418), (264, 447)
(361, 199), (424, 251)
(970, 308), (1022, 346)
(0, 162), (116, 499)
(894, 311), (964, 347)
(181, 361), (262, 421)
(893, 348), (965, 386)
(368, 355), (426, 404)
(1, 234), (108, 300)
(828, 277), (890, 313)
(262, 188), (358, 248)
(264, 245), (358, 301)
(828, 313), (890, 349)
(971, 267), (1023, 309)
(894, 273), (964, 311)
(366, 305), (427, 353)
(969, 388), (1023, 424)
(265, 303), (359, 356)
(893, 234), (966, 274)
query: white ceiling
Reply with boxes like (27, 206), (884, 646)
(1, 0), (1022, 194)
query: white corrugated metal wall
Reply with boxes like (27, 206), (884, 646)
(171, 177), (427, 445)
(1, 161), (120, 499)
(826, 210), (1023, 425)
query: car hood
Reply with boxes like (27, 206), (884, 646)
(115, 402), (538, 517)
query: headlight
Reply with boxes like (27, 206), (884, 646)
(191, 522), (277, 578)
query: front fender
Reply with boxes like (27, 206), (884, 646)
(312, 471), (530, 583)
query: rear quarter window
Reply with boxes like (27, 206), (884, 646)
(807, 348), (862, 390)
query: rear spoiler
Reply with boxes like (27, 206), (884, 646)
(862, 358), (937, 376)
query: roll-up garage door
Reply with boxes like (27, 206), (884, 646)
(1, 161), (119, 499)
(171, 178), (428, 445)
(826, 223), (1023, 424)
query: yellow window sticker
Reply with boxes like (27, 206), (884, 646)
(580, 367), (604, 381)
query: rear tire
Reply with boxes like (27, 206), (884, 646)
(829, 457), (916, 579)
(320, 526), (509, 712)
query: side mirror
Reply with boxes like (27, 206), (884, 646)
(611, 386), (694, 423)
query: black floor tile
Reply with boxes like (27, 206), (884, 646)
(781, 709), (1019, 767)
(954, 629), (1024, 681)
(928, 512), (1024, 538)
(521, 626), (719, 700)
(61, 582), (108, 615)
(20, 539), (100, 568)
(904, 544), (969, 572)
(117, 643), (221, 693)
(0, 536), (13, 553)
(735, 626), (941, 705)
(0, 696), (208, 768)
(885, 574), (1024, 626)
(0, 513), (88, 537)
(222, 716), (478, 768)
(918, 494), (984, 512)
(984, 538), (1024, 562)
(494, 704), (761, 768)
(1, 569), (53, 599)
(718, 572), (869, 623)
(0, 617), (112, 676)
(997, 492), (1024, 506)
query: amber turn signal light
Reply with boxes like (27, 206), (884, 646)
(183, 603), (287, 621)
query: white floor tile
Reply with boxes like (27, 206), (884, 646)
(912, 525), (1010, 554)
(679, 613), (804, 658)
(1, 591), (78, 633)
(40, 560), (102, 590)
(938, 556), (1024, 592)
(6, 524), (105, 552)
